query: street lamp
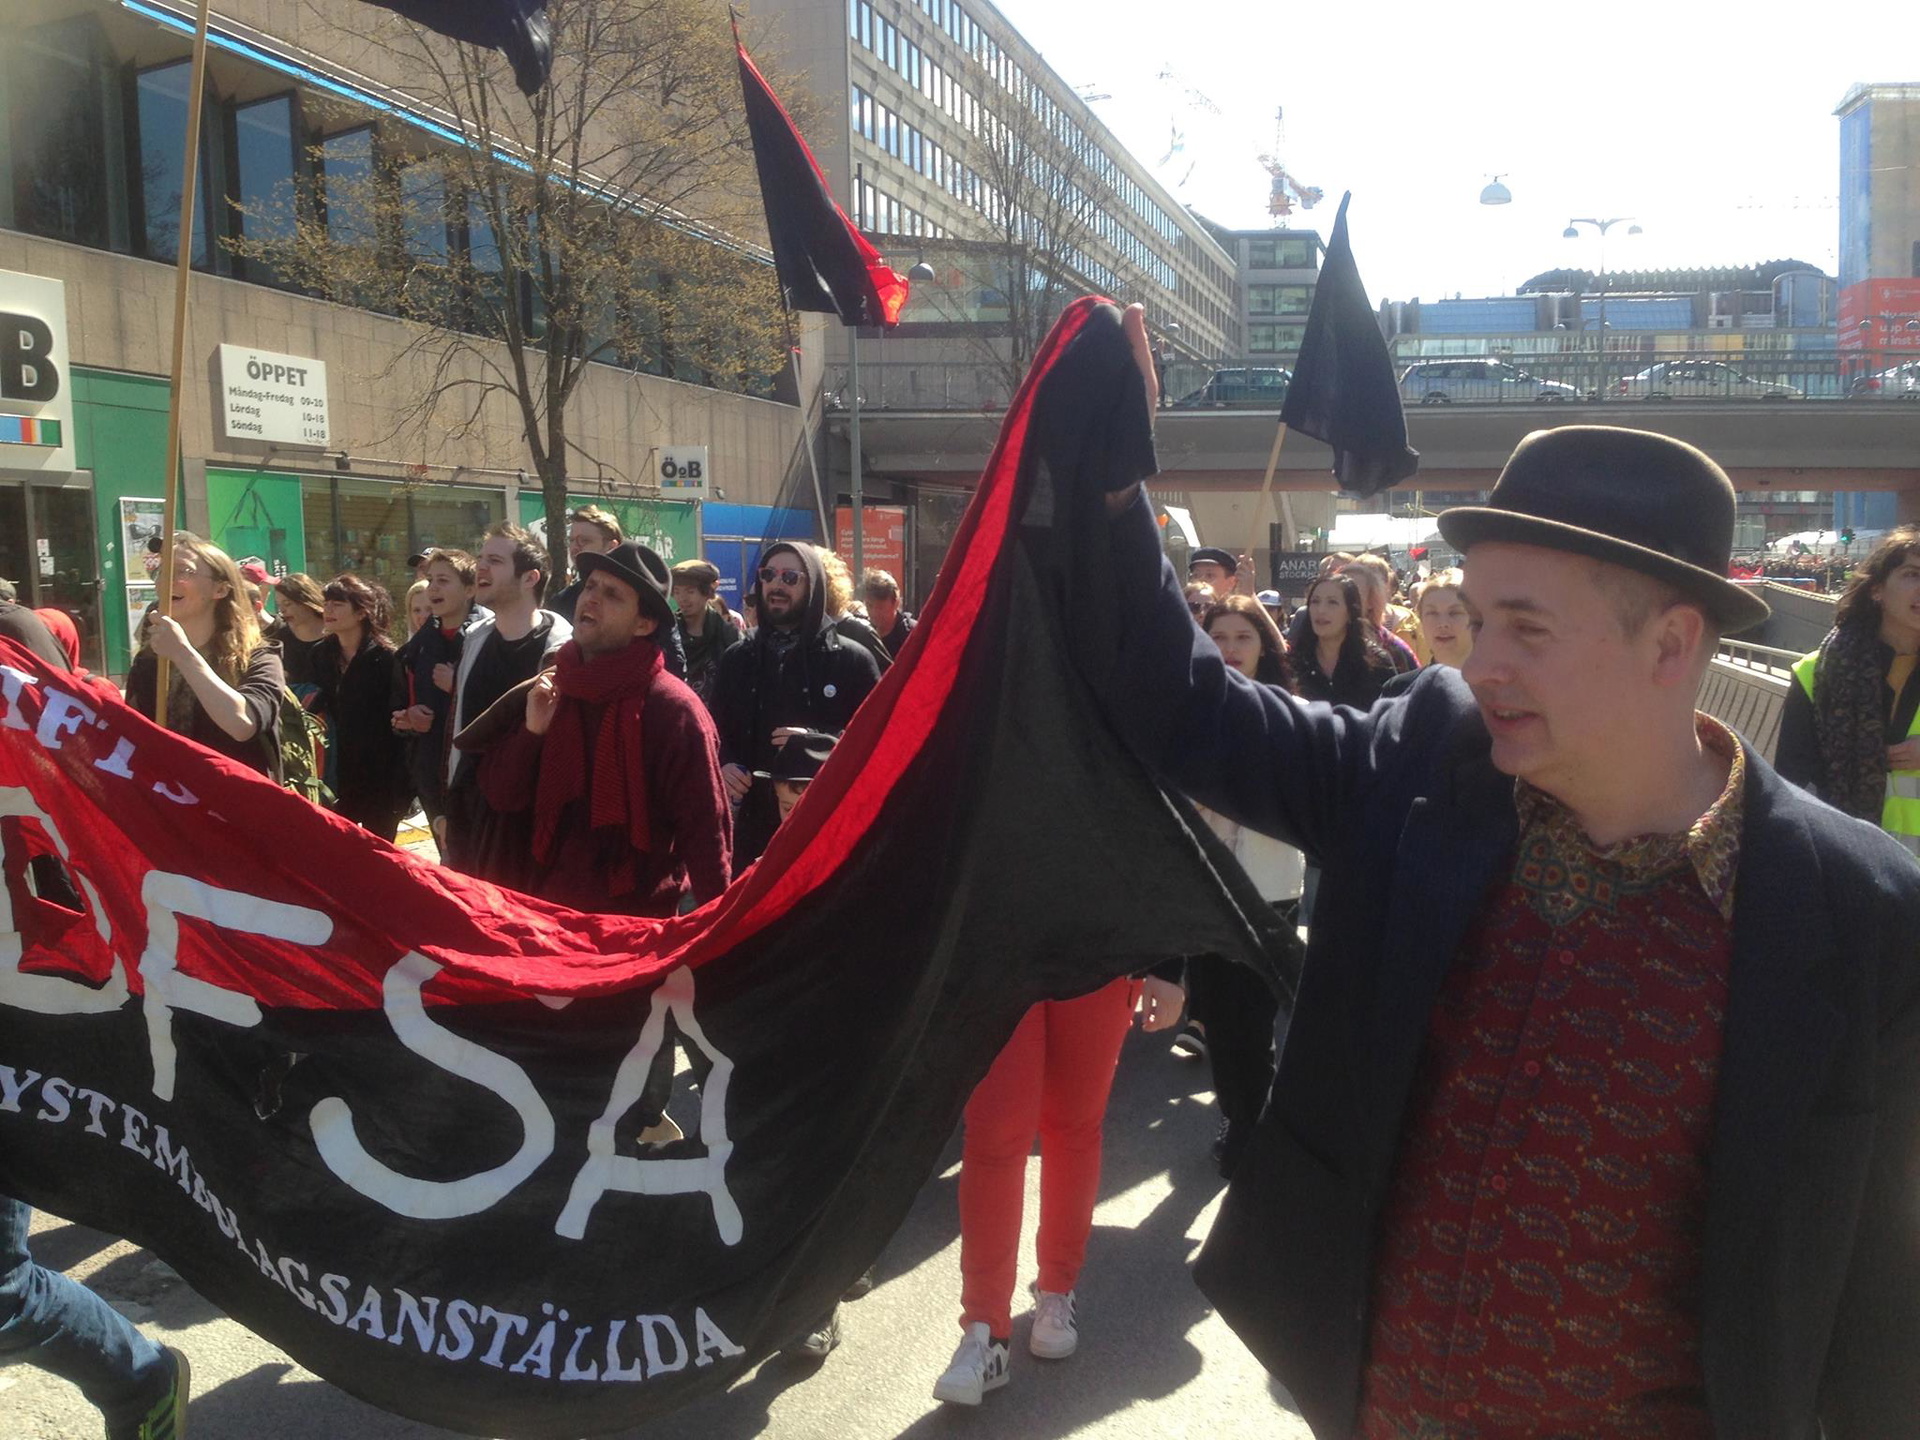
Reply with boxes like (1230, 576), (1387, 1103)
(1479, 175), (1512, 206)
(1565, 217), (1641, 399)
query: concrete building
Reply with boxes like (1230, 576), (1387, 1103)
(2, 0), (813, 674)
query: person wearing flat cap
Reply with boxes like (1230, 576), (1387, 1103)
(1089, 319), (1920, 1440)
(1188, 546), (1240, 597)
(453, 540), (731, 917)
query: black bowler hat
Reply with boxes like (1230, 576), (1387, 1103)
(575, 541), (676, 628)
(1436, 426), (1769, 634)
(753, 731), (838, 784)
(1189, 547), (1238, 574)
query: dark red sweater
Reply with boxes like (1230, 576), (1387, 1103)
(478, 671), (731, 917)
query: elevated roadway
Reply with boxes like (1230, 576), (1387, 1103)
(830, 400), (1920, 497)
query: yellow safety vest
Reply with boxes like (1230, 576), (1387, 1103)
(1793, 651), (1920, 859)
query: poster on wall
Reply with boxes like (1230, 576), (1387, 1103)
(205, 470), (307, 581)
(834, 506), (909, 583)
(124, 583), (156, 646)
(120, 497), (166, 581)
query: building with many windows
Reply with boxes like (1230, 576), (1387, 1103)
(2, 0), (812, 675)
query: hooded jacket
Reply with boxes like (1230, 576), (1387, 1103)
(393, 602), (489, 814)
(708, 543), (881, 861)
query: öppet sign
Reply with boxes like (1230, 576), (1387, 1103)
(217, 344), (330, 448)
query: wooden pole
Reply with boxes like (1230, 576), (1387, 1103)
(1245, 422), (1289, 581)
(151, 0), (215, 723)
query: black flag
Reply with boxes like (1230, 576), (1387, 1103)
(363, 0), (552, 95)
(1279, 193), (1419, 498)
(735, 21), (908, 327)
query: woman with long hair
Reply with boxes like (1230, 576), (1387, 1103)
(1413, 568), (1474, 669)
(1184, 594), (1306, 1175)
(312, 574), (412, 840)
(125, 532), (284, 779)
(1290, 572), (1397, 709)
(1778, 528), (1920, 855)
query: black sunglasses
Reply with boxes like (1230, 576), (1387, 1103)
(759, 566), (804, 586)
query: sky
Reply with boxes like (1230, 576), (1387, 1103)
(989, 0), (1920, 305)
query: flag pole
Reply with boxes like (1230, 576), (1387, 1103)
(848, 164), (866, 578)
(1246, 422), (1289, 580)
(151, 0), (215, 724)
(788, 336), (832, 541)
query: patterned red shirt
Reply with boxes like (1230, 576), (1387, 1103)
(1357, 718), (1744, 1440)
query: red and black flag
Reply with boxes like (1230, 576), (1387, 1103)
(1279, 192), (1420, 498)
(734, 21), (909, 328)
(364, 0), (552, 95)
(0, 302), (1274, 1438)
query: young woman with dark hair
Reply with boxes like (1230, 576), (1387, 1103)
(1289, 572), (1397, 709)
(313, 574), (412, 840)
(1185, 592), (1306, 1175)
(1778, 527), (1920, 856)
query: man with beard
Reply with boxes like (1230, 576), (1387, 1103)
(442, 523), (569, 881)
(455, 541), (729, 916)
(709, 543), (882, 864)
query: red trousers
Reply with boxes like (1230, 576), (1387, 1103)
(958, 977), (1138, 1335)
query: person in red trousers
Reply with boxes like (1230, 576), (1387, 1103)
(932, 973), (1184, 1405)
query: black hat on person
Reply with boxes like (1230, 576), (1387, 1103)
(575, 540), (676, 628)
(1436, 425), (1769, 634)
(1189, 547), (1238, 574)
(406, 548), (436, 569)
(753, 731), (838, 784)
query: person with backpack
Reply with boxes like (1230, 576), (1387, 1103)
(311, 574), (412, 841)
(125, 532), (284, 782)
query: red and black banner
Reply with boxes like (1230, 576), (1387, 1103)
(0, 301), (1272, 1437)
(735, 23), (909, 328)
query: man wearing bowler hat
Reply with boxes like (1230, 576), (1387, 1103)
(1085, 352), (1920, 1436)
(453, 540), (731, 918)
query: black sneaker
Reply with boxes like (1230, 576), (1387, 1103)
(1213, 1118), (1250, 1179)
(1170, 1021), (1208, 1061)
(784, 1307), (842, 1361)
(113, 1345), (190, 1440)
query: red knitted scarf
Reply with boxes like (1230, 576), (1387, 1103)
(533, 637), (663, 894)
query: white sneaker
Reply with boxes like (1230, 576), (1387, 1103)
(932, 1321), (1009, 1406)
(1029, 1288), (1078, 1359)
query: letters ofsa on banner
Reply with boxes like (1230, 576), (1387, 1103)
(0, 662), (751, 1385)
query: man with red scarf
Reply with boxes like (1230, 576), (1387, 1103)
(456, 540), (731, 917)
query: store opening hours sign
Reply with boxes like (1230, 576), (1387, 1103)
(217, 345), (330, 448)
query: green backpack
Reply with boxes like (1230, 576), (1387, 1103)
(263, 687), (331, 806)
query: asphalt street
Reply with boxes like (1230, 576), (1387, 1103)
(3, 1026), (1312, 1440)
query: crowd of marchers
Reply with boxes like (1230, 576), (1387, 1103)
(4, 435), (1920, 1436)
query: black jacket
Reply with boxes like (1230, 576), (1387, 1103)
(1097, 489), (1920, 1440)
(312, 635), (411, 835)
(709, 544), (881, 860)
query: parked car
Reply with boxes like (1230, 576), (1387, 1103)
(1849, 361), (1920, 398)
(1172, 366), (1291, 408)
(1396, 359), (1579, 404)
(1618, 360), (1800, 400)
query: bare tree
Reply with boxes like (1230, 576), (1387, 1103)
(232, 0), (793, 551)
(913, 63), (1136, 401)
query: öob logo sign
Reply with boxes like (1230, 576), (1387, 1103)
(0, 270), (75, 473)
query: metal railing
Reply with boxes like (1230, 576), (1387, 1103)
(822, 348), (1909, 413)
(1714, 637), (1804, 679)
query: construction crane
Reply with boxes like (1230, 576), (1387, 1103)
(1256, 107), (1324, 222)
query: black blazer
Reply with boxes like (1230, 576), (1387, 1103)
(1095, 492), (1920, 1440)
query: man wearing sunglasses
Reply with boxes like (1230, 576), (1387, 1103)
(709, 542), (882, 864)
